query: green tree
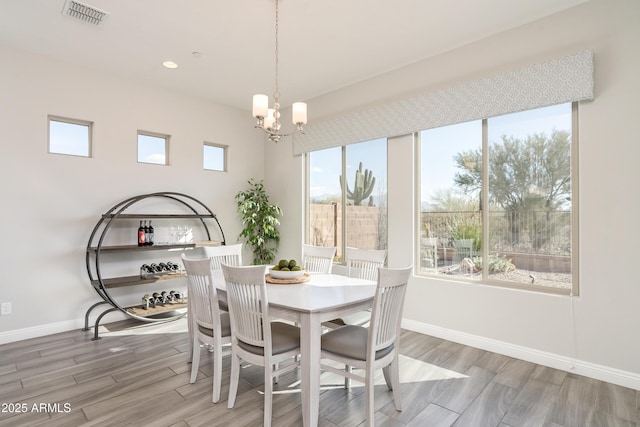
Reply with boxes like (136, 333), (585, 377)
(453, 130), (571, 249)
(235, 179), (282, 264)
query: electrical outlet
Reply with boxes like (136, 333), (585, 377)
(1, 302), (11, 315)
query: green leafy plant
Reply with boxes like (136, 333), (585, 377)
(235, 179), (282, 265)
(472, 255), (515, 273)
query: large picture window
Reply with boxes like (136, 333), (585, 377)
(418, 103), (577, 294)
(307, 138), (387, 262)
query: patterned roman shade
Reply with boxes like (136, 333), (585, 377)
(293, 50), (593, 155)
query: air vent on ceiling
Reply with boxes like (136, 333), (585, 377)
(61, 0), (110, 27)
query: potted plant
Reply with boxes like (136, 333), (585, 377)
(235, 178), (282, 265)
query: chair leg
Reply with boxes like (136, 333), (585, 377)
(364, 371), (375, 427)
(190, 338), (200, 384)
(227, 352), (241, 409)
(344, 365), (352, 388)
(382, 365), (392, 390)
(389, 355), (402, 411)
(274, 362), (279, 384)
(212, 342), (222, 403)
(264, 363), (273, 427)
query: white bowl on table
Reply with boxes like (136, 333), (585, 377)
(269, 269), (305, 280)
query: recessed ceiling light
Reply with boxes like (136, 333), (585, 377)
(162, 61), (178, 69)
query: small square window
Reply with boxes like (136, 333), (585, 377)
(48, 116), (92, 157)
(138, 131), (169, 165)
(203, 142), (227, 171)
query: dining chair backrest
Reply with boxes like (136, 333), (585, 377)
(302, 244), (336, 273)
(182, 255), (224, 332)
(203, 243), (243, 270)
(221, 264), (270, 349)
(369, 266), (412, 356)
(346, 247), (387, 281)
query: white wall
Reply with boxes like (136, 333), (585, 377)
(0, 44), (264, 338)
(267, 0), (640, 388)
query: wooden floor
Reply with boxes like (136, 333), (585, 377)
(0, 318), (637, 427)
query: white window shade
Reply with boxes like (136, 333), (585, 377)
(293, 50), (593, 155)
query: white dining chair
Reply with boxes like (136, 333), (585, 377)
(324, 247), (387, 330)
(202, 243), (243, 270)
(181, 255), (232, 403)
(453, 238), (473, 262)
(302, 244), (336, 273)
(222, 264), (301, 427)
(320, 266), (412, 427)
(202, 243), (243, 311)
(346, 247), (387, 281)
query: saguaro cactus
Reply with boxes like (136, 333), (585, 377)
(340, 162), (376, 206)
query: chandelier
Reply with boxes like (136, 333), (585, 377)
(252, 0), (307, 143)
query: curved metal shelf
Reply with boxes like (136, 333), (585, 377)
(83, 192), (226, 339)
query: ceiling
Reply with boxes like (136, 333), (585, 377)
(0, 0), (588, 112)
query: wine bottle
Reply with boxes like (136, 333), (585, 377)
(148, 220), (154, 246)
(143, 220), (150, 245)
(137, 220), (145, 246)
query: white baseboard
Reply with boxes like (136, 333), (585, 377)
(0, 311), (129, 345)
(402, 318), (640, 391)
(0, 319), (85, 345)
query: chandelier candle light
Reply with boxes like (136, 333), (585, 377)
(252, 0), (307, 143)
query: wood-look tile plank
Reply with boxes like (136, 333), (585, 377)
(406, 403), (460, 427)
(530, 364), (567, 386)
(0, 375), (77, 403)
(493, 358), (537, 391)
(18, 374), (116, 418)
(84, 389), (186, 427)
(32, 407), (89, 426)
(0, 379), (22, 397)
(501, 378), (561, 427)
(20, 350), (132, 388)
(0, 408), (52, 426)
(596, 380), (638, 423)
(547, 374), (598, 427)
(452, 381), (518, 427)
(0, 363), (18, 376)
(432, 365), (496, 414)
(80, 370), (188, 420)
(438, 345), (486, 374)
(377, 376), (443, 424)
(474, 351), (512, 374)
(0, 357), (77, 387)
(589, 411), (637, 427)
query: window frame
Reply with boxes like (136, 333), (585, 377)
(137, 130), (170, 165)
(305, 139), (389, 264)
(47, 115), (93, 158)
(202, 142), (228, 172)
(415, 102), (579, 296)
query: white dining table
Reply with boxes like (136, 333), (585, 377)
(213, 272), (376, 427)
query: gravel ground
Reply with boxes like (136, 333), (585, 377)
(431, 265), (572, 290)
